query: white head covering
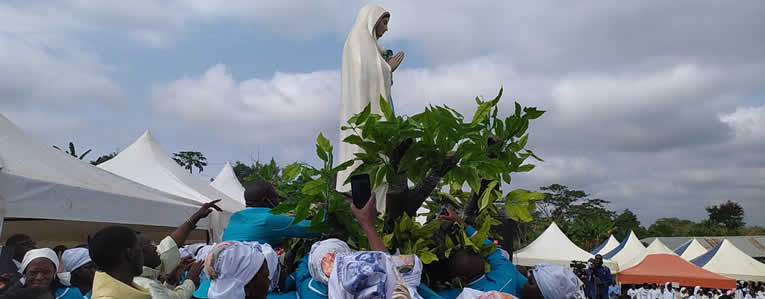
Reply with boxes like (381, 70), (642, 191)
(56, 248), (92, 286)
(181, 243), (206, 259)
(336, 4), (394, 212)
(328, 251), (401, 299)
(391, 255), (424, 299)
(20, 248), (59, 274)
(207, 242), (265, 299)
(251, 242), (279, 292)
(195, 243), (216, 262)
(695, 287), (702, 295)
(308, 238), (351, 284)
(532, 264), (585, 299)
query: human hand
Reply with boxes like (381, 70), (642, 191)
(167, 256), (194, 286)
(350, 193), (378, 231)
(439, 205), (464, 226)
(192, 199), (223, 222)
(388, 52), (405, 72)
(187, 261), (204, 288)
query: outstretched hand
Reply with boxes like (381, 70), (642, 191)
(350, 193), (378, 230)
(439, 205), (464, 226)
(192, 199), (223, 221)
(388, 51), (405, 72)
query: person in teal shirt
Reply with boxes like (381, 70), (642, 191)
(196, 180), (319, 299)
(221, 180), (321, 244)
(436, 208), (528, 299)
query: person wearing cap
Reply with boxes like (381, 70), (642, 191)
(55, 247), (97, 299)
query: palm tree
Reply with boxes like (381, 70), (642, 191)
(53, 142), (92, 160)
(172, 151), (208, 174)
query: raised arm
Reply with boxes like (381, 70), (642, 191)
(350, 193), (387, 253)
(170, 200), (222, 246)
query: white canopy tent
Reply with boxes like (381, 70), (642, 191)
(603, 231), (646, 271)
(592, 235), (620, 255)
(675, 239), (708, 261)
(0, 115), (206, 234)
(514, 222), (618, 271)
(210, 162), (246, 205)
(99, 130), (245, 242)
(622, 239), (676, 269)
(691, 239), (765, 281)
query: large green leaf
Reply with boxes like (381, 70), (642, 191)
(302, 180), (326, 195)
(282, 163), (303, 182)
(356, 104), (372, 125)
(317, 133), (332, 153)
(472, 101), (494, 125)
(270, 200), (297, 215)
(523, 107), (545, 119)
(331, 160), (355, 174)
(479, 181), (499, 211)
(316, 144), (328, 162)
(380, 95), (394, 121)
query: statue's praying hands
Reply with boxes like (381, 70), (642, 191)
(388, 51), (405, 72)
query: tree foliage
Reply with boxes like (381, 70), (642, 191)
(706, 200), (745, 230)
(53, 142), (92, 160)
(172, 151), (208, 174)
(272, 88), (546, 264)
(90, 152), (118, 165)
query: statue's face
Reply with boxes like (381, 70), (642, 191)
(375, 15), (389, 39)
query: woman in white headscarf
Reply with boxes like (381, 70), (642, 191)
(205, 242), (270, 299)
(55, 248), (96, 298)
(7, 248), (60, 296)
(337, 4), (405, 214)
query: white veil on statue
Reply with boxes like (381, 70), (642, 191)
(337, 4), (393, 213)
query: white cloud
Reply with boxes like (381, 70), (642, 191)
(720, 106), (765, 144)
(151, 64), (340, 143)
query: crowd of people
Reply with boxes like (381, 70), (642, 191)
(0, 179), (760, 299)
(622, 281), (765, 299)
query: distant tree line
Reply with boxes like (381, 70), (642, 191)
(516, 184), (763, 251)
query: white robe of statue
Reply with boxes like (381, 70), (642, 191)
(337, 4), (394, 213)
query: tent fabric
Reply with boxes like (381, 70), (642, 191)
(618, 254), (735, 289)
(691, 239), (765, 281)
(0, 114), (206, 232)
(210, 162), (246, 205)
(592, 235), (620, 255)
(99, 130), (245, 242)
(622, 239), (676, 271)
(675, 239), (708, 261)
(603, 231), (646, 271)
(513, 222), (618, 271)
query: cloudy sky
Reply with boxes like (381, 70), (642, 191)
(2, 1), (763, 227)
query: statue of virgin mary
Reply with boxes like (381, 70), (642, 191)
(337, 4), (404, 213)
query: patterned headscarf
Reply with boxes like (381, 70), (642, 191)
(308, 238), (351, 284)
(328, 251), (401, 299)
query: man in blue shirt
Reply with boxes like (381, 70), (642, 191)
(436, 207), (528, 299)
(221, 180), (321, 244)
(586, 254), (613, 299)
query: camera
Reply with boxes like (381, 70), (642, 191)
(570, 260), (588, 281)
